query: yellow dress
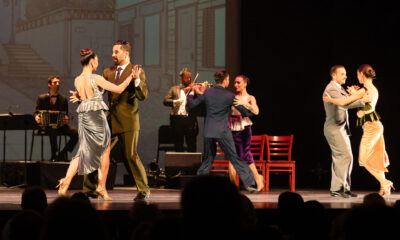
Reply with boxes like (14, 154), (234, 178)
(358, 87), (389, 172)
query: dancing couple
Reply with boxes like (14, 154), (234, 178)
(323, 64), (393, 198)
(189, 71), (263, 192)
(58, 40), (149, 201)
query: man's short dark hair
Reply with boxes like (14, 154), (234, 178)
(330, 65), (344, 77)
(48, 75), (60, 84)
(114, 39), (132, 54)
(214, 70), (229, 84)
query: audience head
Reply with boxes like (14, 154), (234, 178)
(278, 191), (304, 211)
(2, 210), (44, 240)
(42, 197), (107, 240)
(112, 40), (131, 65)
(343, 205), (400, 239)
(21, 186), (48, 214)
(181, 175), (242, 239)
(128, 201), (162, 240)
(70, 192), (91, 205)
(363, 193), (386, 207)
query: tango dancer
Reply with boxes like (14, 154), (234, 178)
(57, 49), (137, 200)
(322, 65), (366, 198)
(227, 75), (263, 191)
(324, 64), (393, 196)
(81, 40), (150, 201)
(188, 71), (258, 193)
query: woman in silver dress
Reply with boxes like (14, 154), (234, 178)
(57, 49), (139, 200)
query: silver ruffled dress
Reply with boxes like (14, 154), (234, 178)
(73, 74), (110, 175)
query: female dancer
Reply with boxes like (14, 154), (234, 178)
(324, 64), (393, 196)
(228, 75), (263, 191)
(57, 49), (138, 200)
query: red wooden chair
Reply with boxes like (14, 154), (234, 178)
(265, 135), (295, 192)
(249, 135), (267, 191)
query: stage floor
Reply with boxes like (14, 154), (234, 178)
(1, 187), (399, 211)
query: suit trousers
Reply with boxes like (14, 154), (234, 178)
(83, 130), (150, 196)
(197, 131), (255, 188)
(324, 125), (353, 192)
(170, 115), (198, 152)
(46, 125), (78, 158)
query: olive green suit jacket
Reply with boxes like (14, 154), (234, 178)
(103, 63), (148, 134)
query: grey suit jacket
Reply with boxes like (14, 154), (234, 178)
(323, 81), (365, 130)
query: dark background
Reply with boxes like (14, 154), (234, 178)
(240, 0), (400, 190)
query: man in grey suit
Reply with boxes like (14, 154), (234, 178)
(323, 65), (365, 198)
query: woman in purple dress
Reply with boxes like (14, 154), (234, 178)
(228, 75), (263, 191)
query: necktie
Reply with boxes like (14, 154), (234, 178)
(115, 67), (122, 84)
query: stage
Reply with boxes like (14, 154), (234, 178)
(1, 187), (399, 211)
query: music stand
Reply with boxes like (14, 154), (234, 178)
(0, 114), (37, 187)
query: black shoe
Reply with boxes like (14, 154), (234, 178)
(330, 190), (350, 198)
(344, 191), (358, 197)
(50, 157), (57, 162)
(246, 186), (260, 194)
(134, 193), (150, 201)
(84, 192), (99, 199)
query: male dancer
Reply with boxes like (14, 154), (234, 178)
(82, 40), (150, 201)
(188, 70), (258, 192)
(323, 65), (365, 198)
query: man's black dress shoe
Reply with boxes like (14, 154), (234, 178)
(344, 191), (358, 197)
(84, 192), (99, 199)
(330, 190), (350, 198)
(134, 193), (150, 201)
(246, 186), (260, 194)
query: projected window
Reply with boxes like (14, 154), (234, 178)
(145, 14), (160, 66)
(203, 6), (226, 68)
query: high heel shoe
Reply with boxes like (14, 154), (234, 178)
(256, 174), (265, 192)
(96, 188), (113, 201)
(56, 178), (70, 196)
(380, 180), (395, 197)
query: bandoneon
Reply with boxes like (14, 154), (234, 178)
(38, 110), (66, 129)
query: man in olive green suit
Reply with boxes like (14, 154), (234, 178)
(83, 40), (150, 200)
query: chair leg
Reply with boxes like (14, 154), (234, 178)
(41, 135), (44, 161)
(291, 166), (295, 192)
(262, 165), (266, 192)
(265, 168), (270, 192)
(29, 132), (34, 161)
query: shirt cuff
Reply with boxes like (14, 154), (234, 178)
(135, 78), (141, 87)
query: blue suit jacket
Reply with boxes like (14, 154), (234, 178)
(188, 86), (253, 138)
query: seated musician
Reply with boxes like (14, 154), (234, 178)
(33, 75), (78, 162)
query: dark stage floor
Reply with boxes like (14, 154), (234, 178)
(1, 187), (399, 211)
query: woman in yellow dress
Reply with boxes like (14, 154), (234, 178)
(323, 64), (393, 196)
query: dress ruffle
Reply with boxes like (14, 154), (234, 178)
(76, 97), (108, 113)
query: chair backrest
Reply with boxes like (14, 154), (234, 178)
(215, 142), (226, 158)
(158, 125), (174, 145)
(266, 135), (294, 161)
(250, 135), (266, 161)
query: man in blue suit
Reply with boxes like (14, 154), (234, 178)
(188, 70), (257, 192)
